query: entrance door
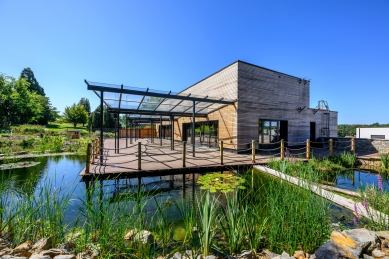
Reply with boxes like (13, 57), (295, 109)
(310, 122), (316, 142)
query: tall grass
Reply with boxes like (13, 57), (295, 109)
(380, 153), (389, 170)
(11, 125), (46, 134)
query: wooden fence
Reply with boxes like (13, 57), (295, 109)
(119, 129), (157, 138)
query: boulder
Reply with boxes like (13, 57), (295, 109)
(371, 248), (385, 258)
(330, 231), (361, 259)
(53, 255), (77, 259)
(343, 229), (377, 253)
(40, 249), (65, 257)
(314, 240), (348, 259)
(293, 251), (305, 259)
(29, 237), (52, 255)
(12, 241), (32, 258)
(124, 229), (154, 244)
(238, 250), (255, 259)
(376, 231), (389, 240)
(29, 254), (51, 259)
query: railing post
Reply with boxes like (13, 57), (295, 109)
(351, 138), (355, 153)
(306, 139), (310, 159)
(137, 142), (142, 170)
(329, 139), (333, 157)
(280, 139), (284, 160)
(183, 141), (186, 167)
(85, 143), (91, 173)
(252, 140), (256, 163)
(91, 140), (95, 164)
(220, 141), (224, 165)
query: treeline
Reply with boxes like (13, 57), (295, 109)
(0, 68), (59, 128)
(338, 123), (389, 137)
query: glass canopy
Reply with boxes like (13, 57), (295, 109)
(86, 80), (236, 119)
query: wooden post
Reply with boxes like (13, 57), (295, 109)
(252, 140), (255, 163)
(85, 143), (91, 173)
(280, 139), (284, 160)
(306, 139), (310, 159)
(329, 139), (333, 157)
(220, 141), (224, 165)
(351, 138), (355, 153)
(91, 140), (95, 164)
(138, 142), (141, 170)
(183, 141), (186, 167)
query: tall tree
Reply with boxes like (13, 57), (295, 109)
(20, 68), (45, 96)
(64, 104), (88, 127)
(78, 97), (91, 114)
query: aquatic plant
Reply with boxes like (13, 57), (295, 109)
(197, 172), (245, 193)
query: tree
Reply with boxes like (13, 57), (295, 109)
(20, 68), (45, 96)
(78, 97), (91, 114)
(0, 73), (14, 127)
(64, 104), (88, 127)
(87, 105), (115, 131)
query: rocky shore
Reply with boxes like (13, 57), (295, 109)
(1, 228), (389, 259)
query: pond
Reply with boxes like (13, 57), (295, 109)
(0, 155), (368, 229)
(334, 169), (386, 191)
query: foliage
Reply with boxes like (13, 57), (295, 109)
(11, 125), (46, 134)
(64, 104), (88, 127)
(78, 98), (91, 115)
(197, 173), (246, 193)
(329, 151), (357, 168)
(87, 105), (116, 131)
(0, 70), (58, 127)
(20, 67), (45, 96)
(338, 123), (389, 137)
(379, 153), (389, 170)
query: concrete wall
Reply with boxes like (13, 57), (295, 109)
(356, 128), (389, 139)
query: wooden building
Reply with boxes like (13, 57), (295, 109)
(86, 60), (338, 153)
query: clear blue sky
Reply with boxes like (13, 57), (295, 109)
(1, 1), (388, 124)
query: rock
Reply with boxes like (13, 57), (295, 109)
(12, 241), (32, 258)
(343, 228), (377, 253)
(0, 248), (13, 257)
(314, 240), (348, 259)
(238, 250), (255, 259)
(29, 237), (52, 254)
(29, 255), (51, 259)
(171, 252), (182, 259)
(0, 239), (11, 250)
(309, 255), (316, 259)
(363, 255), (374, 259)
(205, 256), (217, 259)
(124, 229), (154, 244)
(40, 249), (65, 257)
(76, 249), (98, 259)
(57, 242), (74, 253)
(0, 257), (28, 259)
(293, 251), (305, 259)
(330, 231), (361, 259)
(372, 248), (385, 258)
(262, 249), (277, 258)
(280, 251), (293, 259)
(53, 255), (77, 259)
(376, 231), (389, 240)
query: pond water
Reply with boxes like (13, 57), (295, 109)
(0, 155), (371, 229)
(334, 170), (385, 191)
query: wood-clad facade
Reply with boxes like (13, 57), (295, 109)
(172, 60), (338, 151)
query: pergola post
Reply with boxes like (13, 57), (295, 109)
(192, 100), (195, 157)
(130, 119), (133, 144)
(160, 116), (162, 146)
(126, 116), (128, 148)
(114, 115), (117, 154)
(100, 91), (104, 165)
(170, 115), (174, 150)
(117, 112), (120, 153)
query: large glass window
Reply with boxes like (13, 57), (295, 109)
(185, 120), (218, 148)
(259, 120), (280, 143)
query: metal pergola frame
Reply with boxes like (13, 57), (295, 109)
(85, 80), (236, 164)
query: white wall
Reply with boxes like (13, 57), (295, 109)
(356, 128), (389, 139)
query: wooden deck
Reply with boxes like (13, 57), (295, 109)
(80, 138), (381, 180)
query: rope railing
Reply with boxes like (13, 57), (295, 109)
(84, 137), (358, 173)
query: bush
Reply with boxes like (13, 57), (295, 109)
(11, 125), (46, 134)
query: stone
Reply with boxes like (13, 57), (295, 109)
(376, 231), (389, 240)
(29, 237), (52, 254)
(330, 231), (361, 259)
(363, 255), (374, 259)
(280, 251), (293, 259)
(343, 228), (377, 253)
(171, 252), (182, 259)
(372, 248), (385, 258)
(12, 241), (32, 258)
(293, 250), (305, 259)
(40, 249), (64, 257)
(205, 256), (217, 259)
(309, 255), (316, 259)
(29, 255), (51, 259)
(238, 250), (255, 259)
(314, 240), (348, 259)
(0, 248), (13, 256)
(53, 255), (77, 259)
(76, 250), (98, 259)
(124, 229), (154, 244)
(262, 249), (277, 258)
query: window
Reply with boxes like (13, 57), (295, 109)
(259, 120), (280, 143)
(371, 135), (385, 139)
